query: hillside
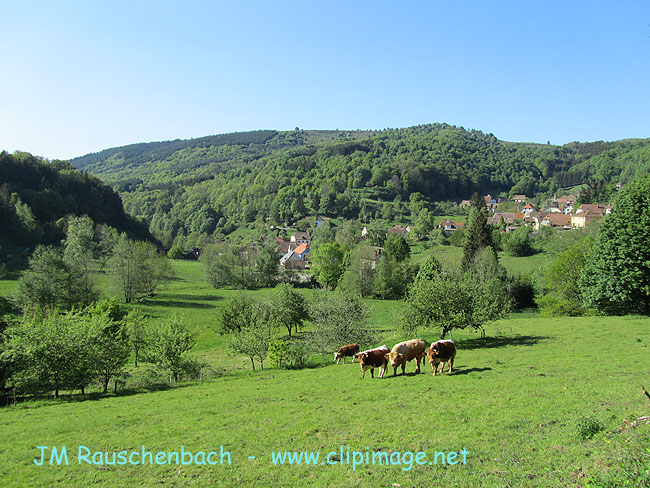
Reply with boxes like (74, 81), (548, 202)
(0, 151), (150, 250)
(70, 124), (650, 246)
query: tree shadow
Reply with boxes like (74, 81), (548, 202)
(444, 366), (492, 375)
(381, 370), (425, 379)
(457, 335), (550, 350)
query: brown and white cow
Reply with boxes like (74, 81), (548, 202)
(426, 340), (456, 376)
(357, 345), (389, 379)
(386, 339), (428, 376)
(334, 343), (359, 364)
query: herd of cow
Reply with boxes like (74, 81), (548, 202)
(334, 339), (457, 379)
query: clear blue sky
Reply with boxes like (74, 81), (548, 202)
(2, 1), (649, 160)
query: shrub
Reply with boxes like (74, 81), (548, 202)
(577, 416), (604, 440)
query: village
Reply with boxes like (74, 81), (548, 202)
(165, 192), (611, 271)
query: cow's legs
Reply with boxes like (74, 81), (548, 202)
(401, 363), (406, 375)
(415, 356), (421, 373)
(370, 368), (374, 378)
(449, 357), (454, 374)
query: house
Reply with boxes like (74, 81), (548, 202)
(386, 225), (408, 237)
(183, 248), (201, 260)
(274, 237), (292, 254)
(484, 194), (497, 206)
(513, 194), (528, 203)
(556, 195), (577, 210)
(534, 213), (572, 230)
(540, 206), (562, 214)
(575, 203), (610, 216)
(571, 211), (603, 228)
(290, 232), (311, 245)
(438, 220), (466, 231)
(521, 204), (535, 216)
(487, 212), (524, 226)
(280, 243), (310, 269)
(460, 200), (472, 208)
(358, 246), (383, 270)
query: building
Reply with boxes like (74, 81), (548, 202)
(280, 243), (310, 269)
(290, 232), (311, 245)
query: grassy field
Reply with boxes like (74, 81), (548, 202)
(1, 315), (649, 487)
(1, 260), (650, 486)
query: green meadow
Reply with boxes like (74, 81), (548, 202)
(1, 261), (650, 487)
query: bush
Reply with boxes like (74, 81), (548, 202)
(503, 227), (535, 256)
(167, 245), (183, 259)
(286, 337), (312, 369)
(268, 338), (289, 368)
(508, 274), (537, 310)
(577, 416), (604, 440)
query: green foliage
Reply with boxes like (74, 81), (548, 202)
(447, 227), (465, 246)
(383, 233), (410, 262)
(12, 245), (91, 312)
(580, 175), (650, 315)
(507, 273), (537, 310)
(202, 243), (275, 289)
(227, 317), (271, 371)
(0, 151), (148, 248)
(308, 290), (372, 353)
(267, 283), (309, 337)
(310, 242), (344, 290)
(145, 315), (196, 382)
(577, 416), (604, 440)
(337, 244), (378, 297)
(462, 207), (494, 270)
(217, 293), (259, 335)
(285, 337), (312, 369)
(503, 226), (536, 257)
(3, 302), (130, 396)
(372, 255), (418, 299)
(537, 237), (592, 316)
(124, 308), (151, 367)
(268, 337), (289, 368)
(403, 271), (511, 338)
(414, 255), (443, 283)
(63, 215), (99, 307)
(110, 234), (174, 303)
(167, 245), (183, 259)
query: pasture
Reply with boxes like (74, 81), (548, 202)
(1, 261), (649, 487)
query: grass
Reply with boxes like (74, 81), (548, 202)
(1, 315), (649, 487)
(2, 261), (650, 487)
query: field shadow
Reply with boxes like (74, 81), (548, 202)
(145, 299), (218, 309)
(457, 335), (550, 350)
(161, 293), (223, 302)
(0, 383), (197, 408)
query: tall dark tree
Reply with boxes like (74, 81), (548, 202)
(462, 207), (493, 271)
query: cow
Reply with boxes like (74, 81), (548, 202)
(357, 345), (390, 379)
(386, 339), (428, 376)
(334, 343), (359, 364)
(426, 340), (457, 376)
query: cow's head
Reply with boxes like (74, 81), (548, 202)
(334, 352), (340, 362)
(388, 351), (402, 368)
(427, 346), (440, 362)
(357, 352), (368, 366)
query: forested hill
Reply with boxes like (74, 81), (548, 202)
(0, 151), (150, 248)
(69, 124), (650, 245)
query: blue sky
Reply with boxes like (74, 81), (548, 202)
(1, 1), (649, 160)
